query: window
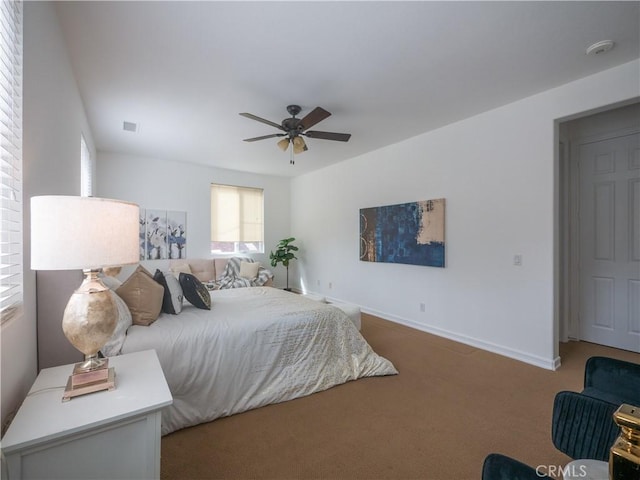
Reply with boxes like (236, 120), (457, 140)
(210, 184), (264, 254)
(0, 0), (23, 324)
(80, 133), (93, 196)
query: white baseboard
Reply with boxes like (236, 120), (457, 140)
(302, 291), (561, 370)
(359, 305), (561, 371)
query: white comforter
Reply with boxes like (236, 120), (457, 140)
(121, 287), (397, 435)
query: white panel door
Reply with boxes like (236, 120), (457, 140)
(579, 132), (640, 352)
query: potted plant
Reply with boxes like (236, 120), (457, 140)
(269, 237), (298, 291)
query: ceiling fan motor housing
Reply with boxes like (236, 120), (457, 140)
(282, 118), (302, 135)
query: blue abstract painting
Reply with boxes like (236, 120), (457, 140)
(360, 199), (445, 268)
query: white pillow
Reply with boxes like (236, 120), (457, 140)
(101, 291), (132, 357)
(239, 261), (260, 280)
(100, 274), (122, 290)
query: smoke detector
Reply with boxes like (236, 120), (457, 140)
(586, 40), (615, 56)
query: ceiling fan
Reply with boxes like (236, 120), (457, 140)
(240, 105), (351, 164)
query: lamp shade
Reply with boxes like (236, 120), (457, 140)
(31, 196), (139, 270)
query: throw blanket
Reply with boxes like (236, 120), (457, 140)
(217, 256), (273, 288)
(121, 287), (397, 434)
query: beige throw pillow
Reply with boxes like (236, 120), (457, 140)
(116, 265), (164, 326)
(239, 261), (260, 280)
(170, 262), (192, 277)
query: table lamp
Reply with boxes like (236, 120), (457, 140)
(611, 404), (640, 480)
(31, 196), (139, 400)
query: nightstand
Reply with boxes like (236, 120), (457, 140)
(1, 350), (172, 480)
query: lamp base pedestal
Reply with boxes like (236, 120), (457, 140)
(62, 360), (115, 402)
(610, 404), (640, 480)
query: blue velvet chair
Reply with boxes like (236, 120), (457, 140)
(552, 356), (640, 461)
(482, 453), (551, 480)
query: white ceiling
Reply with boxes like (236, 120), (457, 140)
(54, 1), (640, 177)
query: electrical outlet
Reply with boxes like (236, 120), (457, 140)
(513, 254), (523, 266)
(328, 282), (333, 289)
(420, 303), (426, 312)
(317, 280), (320, 287)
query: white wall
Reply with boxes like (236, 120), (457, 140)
(291, 60), (640, 370)
(1, 2), (96, 425)
(96, 153), (291, 285)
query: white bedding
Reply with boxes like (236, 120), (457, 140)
(120, 287), (397, 435)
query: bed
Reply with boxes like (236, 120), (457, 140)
(119, 287), (397, 435)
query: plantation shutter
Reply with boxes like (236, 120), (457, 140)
(0, 0), (23, 324)
(210, 184), (263, 243)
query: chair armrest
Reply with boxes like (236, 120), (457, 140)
(552, 391), (620, 461)
(584, 357), (640, 405)
(482, 453), (550, 480)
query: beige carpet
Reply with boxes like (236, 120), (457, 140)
(161, 313), (640, 480)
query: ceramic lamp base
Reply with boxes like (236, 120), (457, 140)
(60, 270), (119, 402)
(62, 270), (117, 359)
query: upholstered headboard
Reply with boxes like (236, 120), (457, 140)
(170, 259), (213, 282)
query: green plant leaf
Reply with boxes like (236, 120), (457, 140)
(270, 237), (298, 268)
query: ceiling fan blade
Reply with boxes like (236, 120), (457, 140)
(243, 133), (286, 142)
(239, 112), (285, 131)
(299, 107), (331, 131)
(304, 131), (351, 142)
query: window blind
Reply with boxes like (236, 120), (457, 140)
(0, 0), (23, 324)
(210, 184), (264, 243)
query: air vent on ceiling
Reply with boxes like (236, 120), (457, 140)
(123, 121), (138, 132)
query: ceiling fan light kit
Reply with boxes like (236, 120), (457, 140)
(277, 138), (290, 151)
(292, 136), (307, 154)
(240, 105), (351, 165)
